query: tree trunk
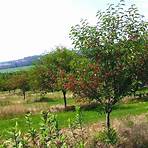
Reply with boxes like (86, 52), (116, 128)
(23, 91), (26, 100)
(106, 111), (111, 132)
(62, 90), (67, 108)
(133, 91), (136, 98)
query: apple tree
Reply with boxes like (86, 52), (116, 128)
(69, 0), (147, 130)
(34, 47), (77, 108)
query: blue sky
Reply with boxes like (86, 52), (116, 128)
(0, 0), (147, 62)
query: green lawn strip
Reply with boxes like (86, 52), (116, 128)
(47, 97), (75, 106)
(26, 97), (74, 106)
(0, 65), (33, 73)
(136, 87), (148, 94)
(0, 102), (148, 139)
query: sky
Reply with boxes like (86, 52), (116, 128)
(0, 0), (147, 62)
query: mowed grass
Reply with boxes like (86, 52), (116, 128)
(0, 100), (148, 138)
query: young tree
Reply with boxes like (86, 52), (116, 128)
(0, 73), (17, 92)
(0, 73), (6, 91)
(51, 47), (77, 108)
(69, 0), (147, 130)
(31, 65), (57, 94)
(34, 47), (77, 108)
(15, 71), (30, 100)
(5, 73), (18, 93)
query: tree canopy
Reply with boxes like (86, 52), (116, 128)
(69, 0), (148, 130)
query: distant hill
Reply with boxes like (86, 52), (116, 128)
(0, 55), (41, 70)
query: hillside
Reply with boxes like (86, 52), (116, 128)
(0, 55), (40, 70)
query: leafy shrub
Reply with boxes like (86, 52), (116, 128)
(2, 122), (28, 147)
(94, 128), (118, 146)
(1, 112), (67, 147)
(0, 107), (85, 147)
(68, 106), (85, 147)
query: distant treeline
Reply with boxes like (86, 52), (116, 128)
(0, 55), (41, 70)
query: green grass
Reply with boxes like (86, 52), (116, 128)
(32, 91), (75, 106)
(0, 91), (74, 106)
(0, 91), (75, 120)
(0, 101), (148, 138)
(0, 65), (33, 73)
(136, 86), (148, 95)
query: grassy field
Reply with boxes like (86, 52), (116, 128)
(0, 90), (148, 138)
(0, 91), (75, 119)
(0, 65), (33, 73)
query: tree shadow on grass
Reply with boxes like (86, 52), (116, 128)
(113, 104), (134, 111)
(34, 97), (56, 103)
(80, 103), (135, 112)
(134, 96), (148, 102)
